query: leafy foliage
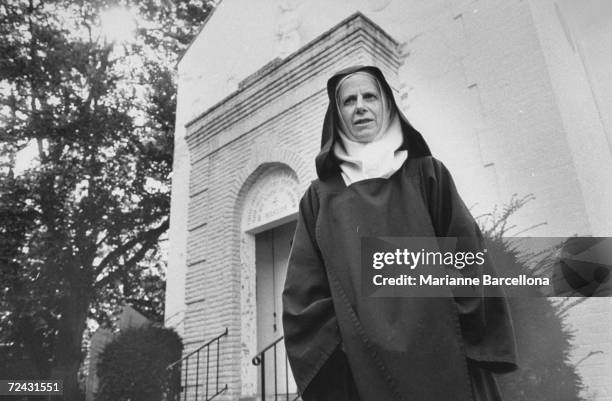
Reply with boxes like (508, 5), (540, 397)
(485, 237), (584, 401)
(96, 326), (183, 401)
(477, 195), (584, 400)
(0, 0), (213, 398)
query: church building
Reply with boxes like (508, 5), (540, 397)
(165, 1), (612, 400)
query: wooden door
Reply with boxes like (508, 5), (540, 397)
(256, 220), (298, 398)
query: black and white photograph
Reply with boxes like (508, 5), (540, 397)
(1, 0), (611, 400)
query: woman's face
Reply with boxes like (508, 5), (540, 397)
(337, 73), (385, 143)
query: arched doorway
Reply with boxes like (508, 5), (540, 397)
(238, 164), (301, 398)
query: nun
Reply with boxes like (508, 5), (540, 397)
(282, 66), (518, 401)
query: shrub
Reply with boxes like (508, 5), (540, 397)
(96, 326), (182, 401)
(485, 235), (584, 401)
(478, 194), (584, 400)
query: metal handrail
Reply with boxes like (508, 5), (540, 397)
(251, 335), (284, 366)
(252, 335), (300, 401)
(168, 328), (229, 401)
(168, 328), (229, 369)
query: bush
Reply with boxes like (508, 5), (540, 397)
(96, 326), (182, 401)
(485, 236), (584, 401)
(478, 194), (584, 401)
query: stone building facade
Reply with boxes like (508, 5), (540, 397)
(167, 1), (612, 400)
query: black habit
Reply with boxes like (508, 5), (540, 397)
(282, 66), (518, 401)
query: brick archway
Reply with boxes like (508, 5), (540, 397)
(232, 147), (308, 397)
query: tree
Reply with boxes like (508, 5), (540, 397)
(0, 0), (213, 398)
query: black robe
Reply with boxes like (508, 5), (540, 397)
(282, 66), (517, 401)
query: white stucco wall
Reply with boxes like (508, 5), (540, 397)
(168, 0), (609, 329)
(527, 0), (612, 237)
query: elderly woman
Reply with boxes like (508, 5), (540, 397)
(282, 66), (517, 401)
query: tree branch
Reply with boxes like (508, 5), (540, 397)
(93, 218), (169, 277)
(94, 230), (160, 292)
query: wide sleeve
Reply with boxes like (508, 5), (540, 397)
(421, 157), (518, 373)
(282, 184), (342, 395)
